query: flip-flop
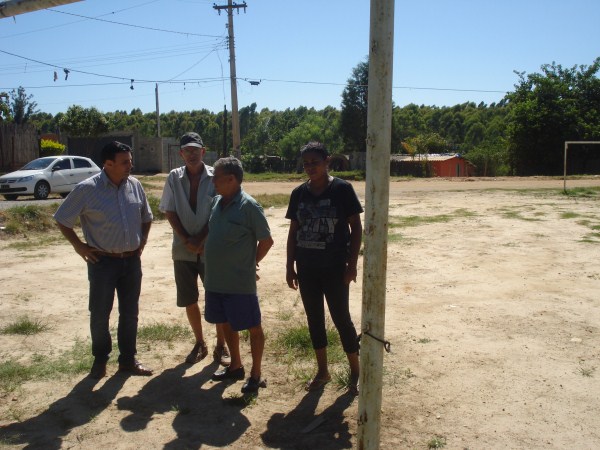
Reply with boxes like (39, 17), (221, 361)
(305, 375), (332, 391)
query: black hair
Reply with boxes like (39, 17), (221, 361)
(300, 141), (328, 159)
(101, 141), (132, 163)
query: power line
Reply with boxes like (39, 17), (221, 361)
(0, 0), (164, 38)
(48, 8), (223, 38)
(1, 71), (509, 96)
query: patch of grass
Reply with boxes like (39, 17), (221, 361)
(389, 208), (475, 229)
(418, 337), (432, 344)
(252, 193), (290, 209)
(579, 366), (596, 377)
(6, 234), (64, 250)
(1, 316), (49, 335)
(276, 308), (294, 322)
(560, 211), (582, 219)
(579, 232), (600, 243)
(0, 203), (60, 235)
(146, 193), (165, 220)
(0, 339), (93, 393)
(244, 172), (306, 182)
(273, 322), (344, 364)
(332, 366), (358, 392)
(501, 208), (542, 222)
(563, 187), (600, 198)
(137, 323), (192, 342)
(428, 435), (447, 448)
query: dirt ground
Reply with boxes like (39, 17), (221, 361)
(1, 176), (599, 449)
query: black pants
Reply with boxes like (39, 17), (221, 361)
(297, 263), (359, 354)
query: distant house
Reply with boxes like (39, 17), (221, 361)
(390, 153), (475, 177)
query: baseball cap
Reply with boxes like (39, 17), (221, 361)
(180, 132), (204, 149)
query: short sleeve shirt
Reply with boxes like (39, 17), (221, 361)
(54, 170), (153, 253)
(159, 164), (215, 261)
(204, 189), (271, 295)
(285, 177), (363, 268)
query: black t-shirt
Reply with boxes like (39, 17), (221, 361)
(286, 177), (363, 268)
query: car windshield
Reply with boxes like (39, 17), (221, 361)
(21, 157), (57, 170)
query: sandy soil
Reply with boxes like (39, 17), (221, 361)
(1, 177), (599, 449)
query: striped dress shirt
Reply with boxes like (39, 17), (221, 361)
(54, 170), (153, 253)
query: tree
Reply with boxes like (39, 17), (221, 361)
(340, 58), (369, 152)
(0, 92), (10, 121)
(9, 86), (39, 124)
(59, 105), (108, 136)
(506, 58), (600, 175)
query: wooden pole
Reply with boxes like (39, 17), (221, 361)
(155, 83), (161, 138)
(357, 0), (394, 449)
(0, 0), (83, 18)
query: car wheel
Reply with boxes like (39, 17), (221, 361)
(34, 181), (50, 200)
(60, 192), (69, 198)
(3, 194), (18, 201)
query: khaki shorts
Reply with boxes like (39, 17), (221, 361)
(174, 259), (205, 307)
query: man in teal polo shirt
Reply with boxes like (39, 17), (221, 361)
(204, 156), (273, 394)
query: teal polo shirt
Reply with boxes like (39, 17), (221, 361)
(204, 189), (271, 295)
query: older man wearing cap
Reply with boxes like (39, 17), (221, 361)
(54, 141), (153, 379)
(159, 132), (230, 367)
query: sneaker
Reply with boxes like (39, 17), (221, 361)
(212, 365), (245, 382)
(241, 376), (267, 394)
(185, 341), (208, 364)
(213, 345), (231, 366)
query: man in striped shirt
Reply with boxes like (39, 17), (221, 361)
(159, 132), (230, 367)
(54, 141), (153, 380)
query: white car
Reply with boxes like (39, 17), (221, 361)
(0, 156), (101, 200)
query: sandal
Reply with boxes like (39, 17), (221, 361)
(213, 345), (231, 366)
(185, 341), (208, 364)
(305, 375), (332, 391)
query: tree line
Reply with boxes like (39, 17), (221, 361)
(2, 57), (599, 176)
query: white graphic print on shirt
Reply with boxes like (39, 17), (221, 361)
(297, 198), (338, 250)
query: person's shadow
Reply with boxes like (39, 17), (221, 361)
(261, 389), (356, 449)
(0, 373), (126, 449)
(117, 362), (250, 448)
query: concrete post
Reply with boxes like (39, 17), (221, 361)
(357, 0), (395, 449)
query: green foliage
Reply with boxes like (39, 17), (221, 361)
(146, 193), (165, 220)
(274, 322), (344, 363)
(60, 105), (109, 137)
(1, 316), (49, 335)
(137, 323), (192, 342)
(19, 57), (600, 178)
(0, 204), (59, 235)
(340, 58), (369, 152)
(9, 86), (39, 124)
(506, 58), (600, 175)
(0, 339), (93, 393)
(0, 91), (10, 122)
(40, 139), (66, 157)
(465, 139), (510, 176)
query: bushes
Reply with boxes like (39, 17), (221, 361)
(40, 139), (65, 157)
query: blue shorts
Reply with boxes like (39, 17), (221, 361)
(204, 291), (261, 331)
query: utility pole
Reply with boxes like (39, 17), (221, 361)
(358, 0), (395, 449)
(213, 0), (246, 160)
(0, 0), (82, 18)
(155, 83), (161, 138)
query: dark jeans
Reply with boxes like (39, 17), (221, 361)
(88, 255), (142, 365)
(297, 263), (359, 354)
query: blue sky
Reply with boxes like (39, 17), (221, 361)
(1, 0), (599, 116)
